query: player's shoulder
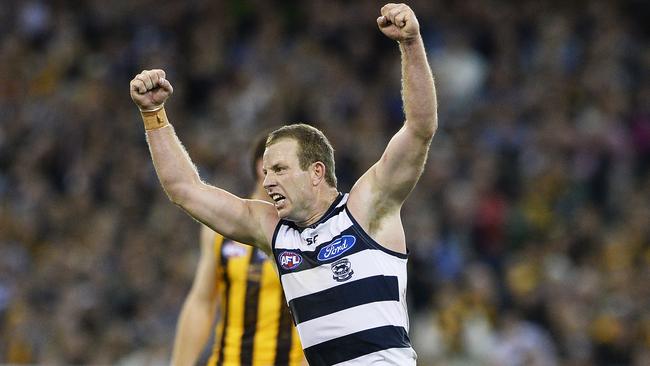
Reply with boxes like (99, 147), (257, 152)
(245, 199), (280, 240)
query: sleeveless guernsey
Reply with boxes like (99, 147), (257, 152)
(271, 193), (417, 365)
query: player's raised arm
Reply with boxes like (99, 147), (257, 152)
(350, 4), (437, 212)
(129, 70), (278, 250)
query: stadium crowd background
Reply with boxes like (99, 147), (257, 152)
(1, 0), (648, 364)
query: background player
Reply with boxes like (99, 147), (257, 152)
(171, 134), (304, 366)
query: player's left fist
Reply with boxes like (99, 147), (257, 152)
(377, 3), (420, 43)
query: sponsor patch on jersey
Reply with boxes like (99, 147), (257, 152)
(278, 251), (303, 270)
(317, 235), (356, 261)
(331, 258), (354, 282)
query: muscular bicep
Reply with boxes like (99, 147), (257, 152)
(357, 125), (431, 206)
(172, 182), (278, 251)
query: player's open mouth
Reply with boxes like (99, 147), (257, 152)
(269, 193), (286, 207)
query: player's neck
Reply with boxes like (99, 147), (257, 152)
(296, 187), (340, 227)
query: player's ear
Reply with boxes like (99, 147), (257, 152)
(310, 162), (326, 186)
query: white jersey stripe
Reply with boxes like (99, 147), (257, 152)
(296, 301), (409, 348)
(274, 208), (354, 251)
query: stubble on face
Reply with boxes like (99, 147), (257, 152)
(263, 139), (309, 221)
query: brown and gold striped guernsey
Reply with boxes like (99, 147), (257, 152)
(201, 234), (303, 366)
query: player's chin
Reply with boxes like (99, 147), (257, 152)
(275, 203), (289, 218)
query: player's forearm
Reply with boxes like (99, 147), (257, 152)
(145, 120), (202, 205)
(400, 36), (438, 140)
(172, 296), (215, 366)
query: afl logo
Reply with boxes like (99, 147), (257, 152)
(317, 235), (356, 261)
(331, 258), (354, 282)
(278, 251), (303, 270)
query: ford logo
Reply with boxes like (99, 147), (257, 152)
(317, 235), (356, 261)
(278, 251), (303, 270)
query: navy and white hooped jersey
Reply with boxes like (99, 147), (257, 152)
(272, 193), (417, 366)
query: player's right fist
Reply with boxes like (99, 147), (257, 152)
(130, 69), (173, 111)
(377, 3), (420, 43)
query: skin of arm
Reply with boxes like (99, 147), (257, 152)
(130, 70), (279, 253)
(146, 126), (277, 249)
(347, 3), (438, 253)
(171, 225), (220, 366)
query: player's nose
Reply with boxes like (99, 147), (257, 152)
(263, 172), (276, 189)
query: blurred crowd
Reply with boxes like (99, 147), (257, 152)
(0, 0), (648, 365)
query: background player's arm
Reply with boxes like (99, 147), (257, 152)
(130, 70), (278, 251)
(348, 4), (437, 248)
(171, 225), (220, 366)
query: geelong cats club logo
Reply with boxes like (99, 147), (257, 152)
(278, 251), (303, 270)
(331, 258), (354, 282)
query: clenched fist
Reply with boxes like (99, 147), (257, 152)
(130, 69), (174, 111)
(377, 3), (420, 43)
